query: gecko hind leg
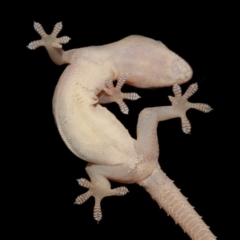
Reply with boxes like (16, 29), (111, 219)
(99, 76), (141, 114)
(74, 164), (128, 222)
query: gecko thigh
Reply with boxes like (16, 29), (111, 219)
(85, 162), (148, 184)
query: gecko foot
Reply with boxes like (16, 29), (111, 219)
(74, 178), (128, 222)
(99, 76), (140, 114)
(168, 83), (212, 134)
(27, 22), (71, 50)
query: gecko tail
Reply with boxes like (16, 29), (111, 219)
(139, 165), (217, 240)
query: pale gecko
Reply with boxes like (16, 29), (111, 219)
(28, 22), (216, 240)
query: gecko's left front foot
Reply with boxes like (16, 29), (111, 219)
(169, 83), (212, 134)
(27, 22), (70, 50)
(75, 178), (128, 222)
(99, 76), (141, 114)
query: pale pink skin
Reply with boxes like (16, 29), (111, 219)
(28, 22), (216, 240)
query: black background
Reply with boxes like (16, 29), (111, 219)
(14, 3), (231, 240)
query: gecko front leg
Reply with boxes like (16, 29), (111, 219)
(99, 76), (141, 114)
(27, 22), (73, 65)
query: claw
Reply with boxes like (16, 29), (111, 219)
(33, 22), (47, 37)
(56, 36), (71, 44)
(112, 186), (129, 196)
(93, 200), (102, 222)
(190, 103), (213, 113)
(181, 114), (191, 134)
(27, 39), (44, 50)
(116, 75), (126, 90)
(75, 191), (92, 204)
(118, 100), (129, 114)
(123, 92), (141, 100)
(51, 22), (63, 37)
(183, 83), (198, 99)
(173, 84), (182, 97)
(77, 178), (92, 188)
(103, 78), (114, 95)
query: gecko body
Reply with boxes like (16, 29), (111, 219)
(28, 22), (216, 240)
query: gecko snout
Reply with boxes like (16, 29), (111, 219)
(171, 58), (193, 84)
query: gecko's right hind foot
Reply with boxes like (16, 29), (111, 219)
(75, 178), (129, 222)
(27, 22), (71, 50)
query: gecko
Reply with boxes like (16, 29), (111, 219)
(28, 22), (216, 240)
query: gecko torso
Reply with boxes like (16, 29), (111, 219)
(28, 22), (216, 240)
